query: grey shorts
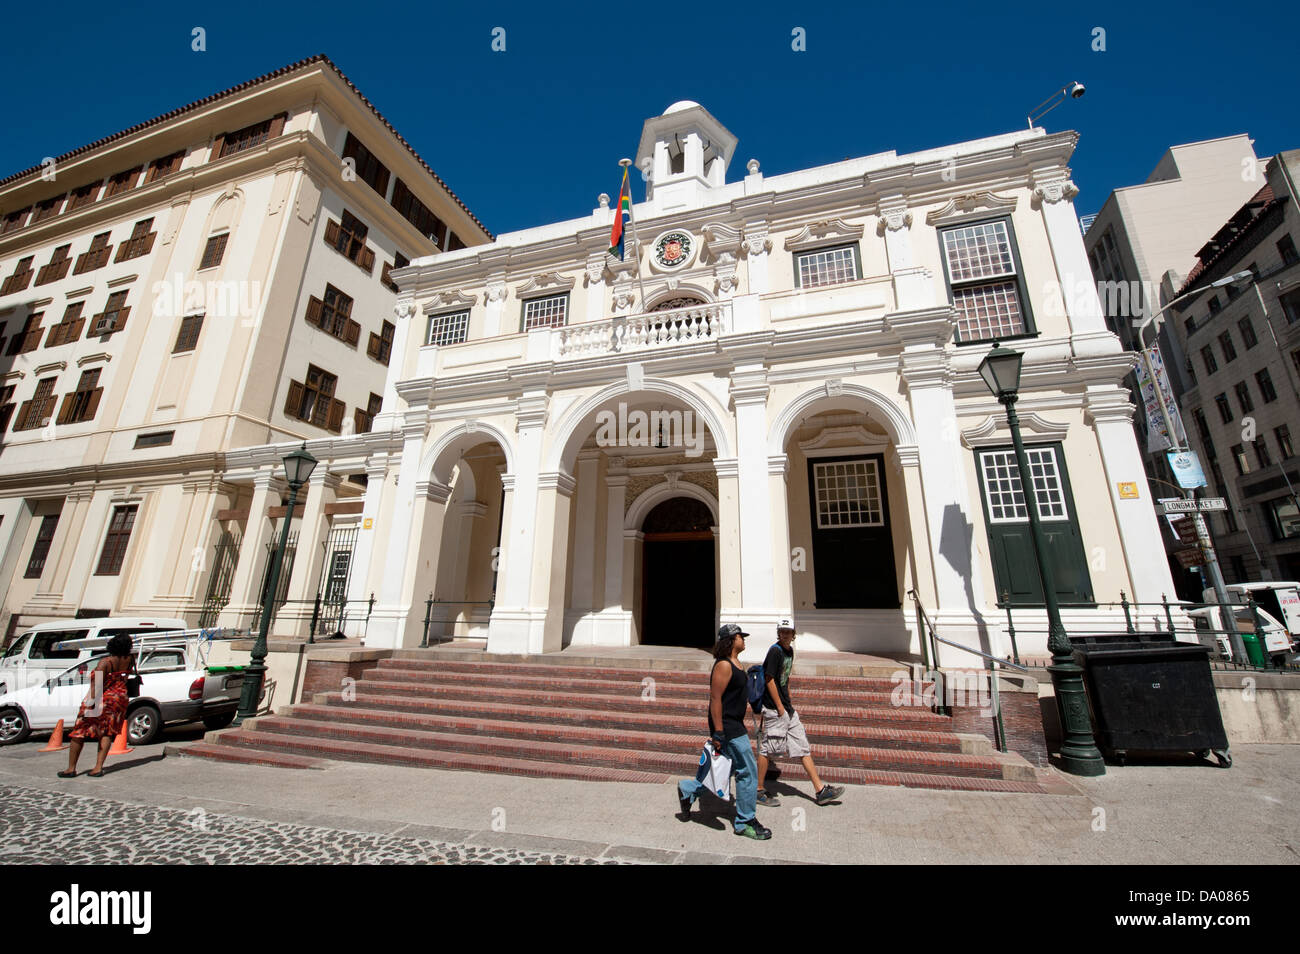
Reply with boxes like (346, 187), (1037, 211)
(759, 708), (811, 759)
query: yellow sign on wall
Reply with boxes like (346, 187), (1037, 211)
(363, 518), (373, 529)
(1117, 482), (1140, 499)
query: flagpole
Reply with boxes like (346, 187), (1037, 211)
(619, 158), (649, 312)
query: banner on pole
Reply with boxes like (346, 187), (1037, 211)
(1136, 345), (1187, 453)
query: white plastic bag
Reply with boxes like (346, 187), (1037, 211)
(700, 744), (733, 801)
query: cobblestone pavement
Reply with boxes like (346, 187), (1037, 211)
(0, 785), (625, 865)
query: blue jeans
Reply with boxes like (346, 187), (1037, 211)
(678, 734), (758, 831)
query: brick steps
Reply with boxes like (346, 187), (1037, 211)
(295, 698), (965, 751)
(259, 708), (1002, 778)
(164, 740), (327, 770)
(177, 654), (1052, 794)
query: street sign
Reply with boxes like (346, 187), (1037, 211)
(1171, 516), (1198, 545)
(1161, 498), (1226, 514)
(1174, 547), (1204, 569)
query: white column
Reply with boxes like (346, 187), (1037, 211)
(742, 228), (771, 296)
(219, 470), (279, 628)
(529, 471), (574, 653)
(878, 195), (935, 311)
(1085, 387), (1178, 603)
(1030, 168), (1112, 351)
(768, 454), (794, 617)
(346, 455), (392, 605)
(728, 370), (778, 637)
(483, 277), (508, 337)
(282, 471), (340, 636)
(486, 393), (548, 653)
(584, 258), (606, 326)
(570, 452), (600, 612)
(603, 469), (627, 610)
(367, 424), (428, 648)
(397, 479), (452, 647)
(379, 302), (416, 427)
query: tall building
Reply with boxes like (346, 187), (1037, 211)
(1167, 151), (1300, 583)
(0, 55), (490, 641)
(1083, 135), (1267, 596)
(234, 101), (1174, 661)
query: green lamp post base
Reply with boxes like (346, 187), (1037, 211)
(1048, 659), (1107, 776)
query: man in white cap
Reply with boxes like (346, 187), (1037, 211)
(756, 619), (845, 806)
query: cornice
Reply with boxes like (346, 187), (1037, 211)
(515, 271), (577, 296)
(33, 360), (67, 377)
(421, 289), (477, 312)
(782, 217), (866, 251)
(76, 352), (111, 368)
(0, 451), (226, 493)
(961, 412), (1070, 448)
(924, 192), (1019, 226)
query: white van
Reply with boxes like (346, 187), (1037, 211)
(1204, 583), (1300, 639)
(1187, 605), (1293, 661)
(0, 618), (186, 694)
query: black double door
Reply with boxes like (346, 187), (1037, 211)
(807, 453), (899, 608)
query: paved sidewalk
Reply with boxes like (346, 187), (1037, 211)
(1, 738), (1297, 864)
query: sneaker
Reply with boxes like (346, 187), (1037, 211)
(678, 790), (693, 818)
(756, 790), (781, 806)
(815, 784), (845, 805)
(735, 821), (772, 840)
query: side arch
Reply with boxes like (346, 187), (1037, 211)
(625, 481), (719, 531)
(767, 383), (917, 456)
(420, 420), (517, 484)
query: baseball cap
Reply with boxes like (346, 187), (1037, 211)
(776, 618), (795, 632)
(717, 623), (750, 639)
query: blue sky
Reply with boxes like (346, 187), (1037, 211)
(3, 1), (1295, 235)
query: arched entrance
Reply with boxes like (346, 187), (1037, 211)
(639, 497), (716, 647)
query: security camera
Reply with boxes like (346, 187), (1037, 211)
(1068, 81), (1086, 99)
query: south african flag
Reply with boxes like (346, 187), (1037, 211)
(609, 168), (631, 260)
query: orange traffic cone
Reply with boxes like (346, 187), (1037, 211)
(108, 721), (133, 755)
(40, 719), (68, 751)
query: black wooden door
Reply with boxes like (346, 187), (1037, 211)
(806, 453), (899, 608)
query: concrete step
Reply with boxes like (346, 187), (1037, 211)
(163, 740), (326, 770)
(300, 696), (964, 751)
(238, 714), (1009, 780)
(336, 680), (949, 728)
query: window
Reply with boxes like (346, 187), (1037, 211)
(1234, 381), (1254, 414)
(794, 244), (861, 290)
(1, 256), (35, 295)
(427, 309), (469, 346)
(304, 285), (359, 345)
(367, 320), (395, 364)
(390, 178), (448, 246)
(1276, 425), (1294, 460)
(521, 294), (567, 331)
(1184, 315), (1196, 337)
(342, 132), (391, 198)
(74, 232), (113, 274)
(105, 167), (141, 198)
(323, 210), (374, 273)
(94, 505), (138, 576)
(1254, 369), (1277, 403)
(381, 252), (408, 292)
(813, 459), (883, 528)
(57, 368), (103, 425)
(13, 377), (57, 431)
(1214, 393), (1233, 424)
(45, 302), (86, 347)
(114, 218), (156, 262)
(1283, 289), (1300, 324)
(67, 182), (99, 212)
(285, 365), (344, 432)
(216, 114), (286, 158)
(1231, 444), (1250, 475)
(939, 219), (1032, 342)
(977, 443), (1093, 605)
(1201, 345), (1218, 376)
(1208, 295), (1221, 315)
(91, 291), (130, 335)
(1279, 235), (1299, 266)
(1267, 497), (1300, 540)
(24, 514), (60, 578)
(173, 314), (204, 353)
(31, 194), (65, 224)
(145, 150), (184, 182)
(1237, 317), (1258, 349)
(1219, 331), (1237, 363)
(1184, 358), (1196, 386)
(354, 393), (382, 434)
(199, 233), (228, 270)
(7, 312), (45, 356)
(1193, 408), (1211, 442)
(1, 207), (29, 234)
(0, 385), (14, 433)
(34, 245), (72, 286)
(134, 431), (174, 449)
(1256, 440), (1273, 469)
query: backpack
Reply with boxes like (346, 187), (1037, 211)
(746, 645), (775, 714)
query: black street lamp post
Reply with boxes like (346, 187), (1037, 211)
(233, 443), (318, 726)
(978, 343), (1106, 777)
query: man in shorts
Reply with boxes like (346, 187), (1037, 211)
(756, 619), (845, 806)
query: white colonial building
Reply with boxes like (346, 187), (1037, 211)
(235, 101), (1176, 661)
(0, 56), (489, 642)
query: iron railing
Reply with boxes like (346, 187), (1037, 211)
(419, 597), (495, 647)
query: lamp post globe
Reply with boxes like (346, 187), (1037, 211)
(978, 343), (1106, 776)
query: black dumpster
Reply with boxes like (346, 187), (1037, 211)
(1070, 633), (1231, 767)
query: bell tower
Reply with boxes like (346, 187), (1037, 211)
(636, 101), (738, 213)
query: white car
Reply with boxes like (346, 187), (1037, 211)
(0, 647), (243, 747)
(0, 617), (186, 695)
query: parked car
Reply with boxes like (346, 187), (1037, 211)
(1186, 604), (1294, 663)
(0, 618), (186, 695)
(1204, 582), (1300, 641)
(0, 646), (244, 747)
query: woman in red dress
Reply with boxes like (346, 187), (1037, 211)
(59, 633), (135, 778)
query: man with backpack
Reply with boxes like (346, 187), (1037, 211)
(753, 619), (845, 807)
(676, 623), (772, 841)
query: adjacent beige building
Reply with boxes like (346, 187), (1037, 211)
(0, 55), (489, 642)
